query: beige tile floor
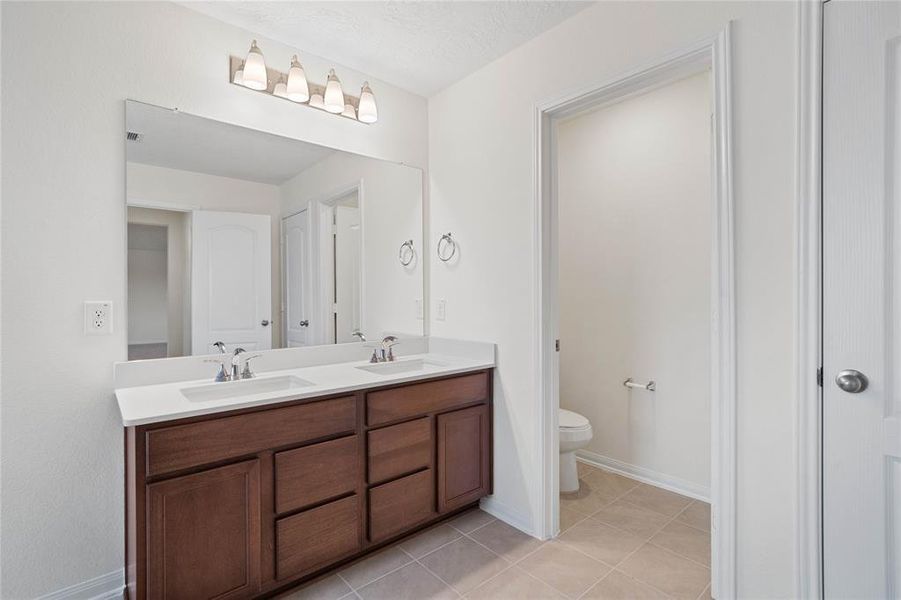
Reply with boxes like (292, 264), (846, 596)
(279, 463), (711, 600)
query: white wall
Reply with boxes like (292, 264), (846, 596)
(428, 2), (797, 596)
(127, 207), (189, 356)
(127, 225), (168, 345)
(557, 72), (711, 494)
(0, 2), (428, 597)
(280, 151), (424, 344)
(128, 162), (284, 348)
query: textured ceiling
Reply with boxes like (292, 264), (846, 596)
(127, 101), (335, 184)
(181, 1), (592, 96)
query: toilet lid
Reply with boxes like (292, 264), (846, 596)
(559, 409), (590, 429)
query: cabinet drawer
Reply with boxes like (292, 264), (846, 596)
(276, 495), (361, 580)
(146, 396), (356, 477)
(368, 418), (432, 485)
(368, 469), (435, 542)
(366, 372), (489, 427)
(275, 435), (359, 514)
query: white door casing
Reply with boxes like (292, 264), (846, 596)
(191, 210), (272, 354)
(334, 205), (362, 343)
(283, 210), (311, 348)
(823, 2), (901, 598)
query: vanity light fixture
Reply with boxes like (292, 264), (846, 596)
(228, 42), (376, 124)
(357, 82), (378, 124)
(323, 69), (345, 113)
(273, 77), (288, 99)
(286, 55), (310, 102)
(242, 40), (268, 91)
(309, 93), (325, 110)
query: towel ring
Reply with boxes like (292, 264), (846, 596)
(398, 240), (415, 266)
(437, 233), (456, 262)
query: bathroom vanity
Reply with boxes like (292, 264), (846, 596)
(119, 347), (493, 600)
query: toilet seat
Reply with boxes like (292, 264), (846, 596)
(559, 408), (590, 430)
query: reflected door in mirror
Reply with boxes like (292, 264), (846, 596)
(284, 210), (311, 347)
(192, 210), (272, 354)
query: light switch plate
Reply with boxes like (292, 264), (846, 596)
(84, 301), (113, 335)
(436, 298), (447, 321)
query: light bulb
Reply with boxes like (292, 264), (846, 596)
(323, 69), (345, 113)
(286, 55), (309, 103)
(357, 81), (378, 123)
(341, 103), (356, 119)
(233, 67), (245, 86)
(242, 40), (268, 91)
(309, 93), (325, 110)
(273, 78), (288, 98)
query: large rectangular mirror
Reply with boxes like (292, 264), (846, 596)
(126, 100), (423, 359)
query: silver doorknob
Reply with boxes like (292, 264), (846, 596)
(261, 319), (270, 327)
(835, 369), (868, 393)
(299, 320), (309, 327)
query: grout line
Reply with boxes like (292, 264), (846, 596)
(697, 582), (711, 600)
(343, 550), (415, 592)
(646, 541), (711, 571)
(413, 554), (463, 597)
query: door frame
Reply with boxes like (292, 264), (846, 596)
(796, 2), (824, 598)
(533, 26), (736, 598)
(280, 208), (311, 348)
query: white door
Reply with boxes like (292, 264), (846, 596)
(191, 210), (272, 354)
(334, 205), (362, 343)
(283, 210), (311, 347)
(823, 2), (901, 597)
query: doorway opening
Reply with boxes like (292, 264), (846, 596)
(535, 29), (735, 598)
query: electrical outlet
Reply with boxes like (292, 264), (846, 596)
(415, 298), (423, 320)
(436, 298), (447, 321)
(84, 301), (113, 335)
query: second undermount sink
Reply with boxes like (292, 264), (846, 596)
(355, 358), (446, 375)
(181, 375), (315, 402)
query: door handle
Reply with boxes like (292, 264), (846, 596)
(299, 320), (310, 327)
(261, 319), (270, 327)
(835, 369), (869, 393)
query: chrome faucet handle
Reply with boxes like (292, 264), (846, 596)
(212, 341), (227, 354)
(241, 354), (262, 379)
(204, 358), (230, 382)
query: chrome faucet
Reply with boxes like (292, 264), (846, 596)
(205, 341), (230, 381)
(352, 330), (367, 342)
(371, 335), (399, 363)
(231, 347), (261, 380)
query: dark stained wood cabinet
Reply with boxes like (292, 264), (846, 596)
(147, 460), (261, 600)
(126, 369), (492, 599)
(437, 404), (492, 513)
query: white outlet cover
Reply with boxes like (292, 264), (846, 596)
(84, 301), (113, 335)
(437, 298), (447, 321)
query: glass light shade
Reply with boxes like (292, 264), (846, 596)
(286, 55), (309, 103)
(233, 68), (245, 86)
(309, 93), (325, 110)
(341, 103), (356, 119)
(242, 40), (268, 91)
(273, 78), (288, 98)
(323, 69), (345, 113)
(357, 82), (378, 123)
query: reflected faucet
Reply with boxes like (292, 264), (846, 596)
(352, 330), (366, 342)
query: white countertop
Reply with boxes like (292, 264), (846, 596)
(115, 349), (494, 427)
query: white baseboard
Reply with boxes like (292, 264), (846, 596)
(37, 569), (124, 600)
(479, 496), (538, 538)
(576, 450), (710, 502)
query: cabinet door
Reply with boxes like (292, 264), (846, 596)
(147, 460), (261, 600)
(436, 405), (490, 513)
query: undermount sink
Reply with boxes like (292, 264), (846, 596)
(181, 375), (314, 402)
(355, 358), (446, 375)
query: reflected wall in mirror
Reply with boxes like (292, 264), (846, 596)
(126, 100), (423, 359)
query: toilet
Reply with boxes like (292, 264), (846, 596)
(559, 408), (593, 493)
